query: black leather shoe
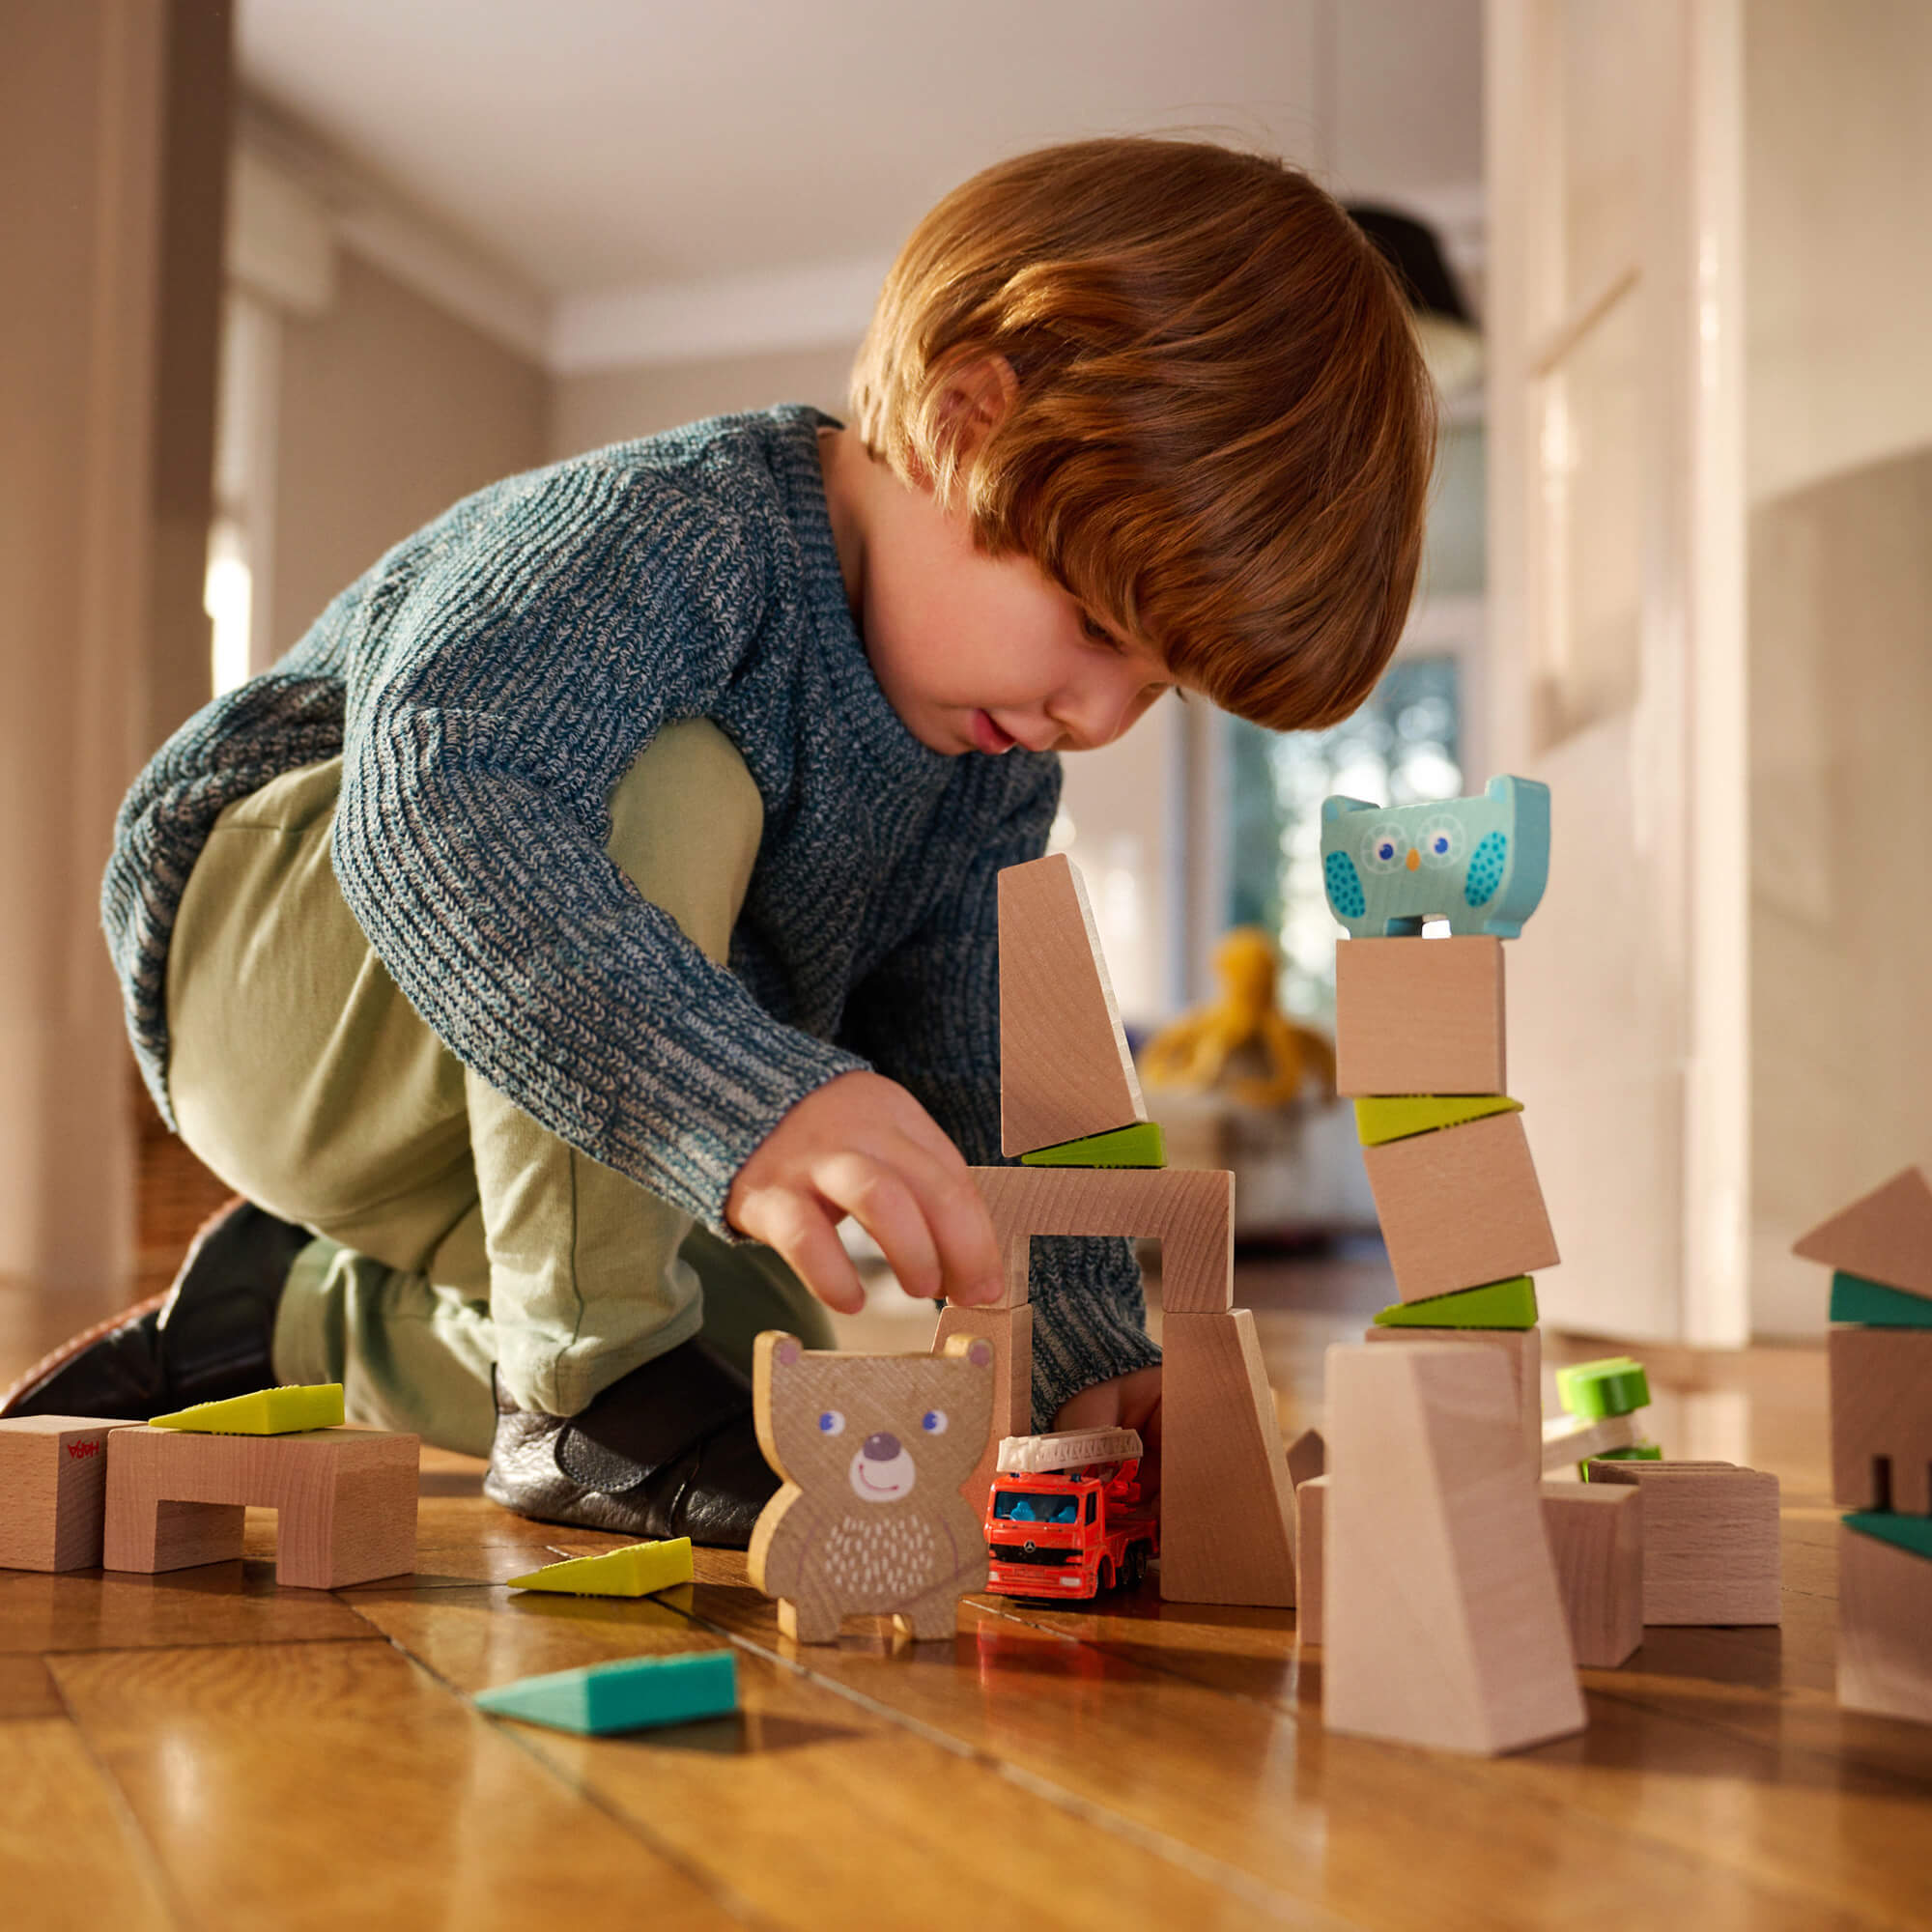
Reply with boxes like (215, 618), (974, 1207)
(484, 1337), (781, 1549)
(0, 1198), (312, 1420)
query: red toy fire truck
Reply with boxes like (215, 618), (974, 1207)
(982, 1426), (1159, 1601)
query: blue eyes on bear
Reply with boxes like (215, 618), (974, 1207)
(817, 1410), (845, 1435)
(922, 1410), (948, 1435)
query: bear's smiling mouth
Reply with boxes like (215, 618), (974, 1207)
(849, 1450), (917, 1502)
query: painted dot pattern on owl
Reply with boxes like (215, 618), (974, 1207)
(1320, 775), (1551, 939)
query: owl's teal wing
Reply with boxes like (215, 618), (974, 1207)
(1323, 850), (1367, 932)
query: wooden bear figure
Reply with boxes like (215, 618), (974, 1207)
(749, 1331), (995, 1642)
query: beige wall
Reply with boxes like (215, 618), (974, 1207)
(269, 250), (548, 659)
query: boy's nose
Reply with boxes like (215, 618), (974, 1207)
(863, 1432), (902, 1461)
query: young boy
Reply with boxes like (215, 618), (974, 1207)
(8, 138), (1433, 1547)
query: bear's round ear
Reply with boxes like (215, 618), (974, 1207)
(765, 1332), (803, 1368)
(966, 1339), (994, 1369)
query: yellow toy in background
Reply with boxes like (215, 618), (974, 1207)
(1141, 927), (1336, 1108)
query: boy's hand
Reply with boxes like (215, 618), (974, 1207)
(1053, 1365), (1162, 1499)
(725, 1070), (1007, 1317)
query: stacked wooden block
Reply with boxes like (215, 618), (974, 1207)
(1794, 1167), (1932, 1724)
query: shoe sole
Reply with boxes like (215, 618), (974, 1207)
(0, 1292), (170, 1418)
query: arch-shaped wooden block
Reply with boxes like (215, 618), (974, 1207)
(103, 1425), (418, 1588)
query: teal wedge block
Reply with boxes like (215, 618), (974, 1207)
(475, 1650), (737, 1735)
(1830, 1271), (1932, 1328)
(1844, 1512), (1932, 1563)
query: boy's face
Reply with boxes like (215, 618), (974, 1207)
(821, 427), (1179, 757)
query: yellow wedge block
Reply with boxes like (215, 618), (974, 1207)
(149, 1383), (346, 1435)
(507, 1537), (695, 1597)
(1352, 1094), (1522, 1147)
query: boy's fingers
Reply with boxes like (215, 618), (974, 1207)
(737, 1189), (867, 1317)
(813, 1154), (943, 1302)
(899, 1151), (1004, 1304)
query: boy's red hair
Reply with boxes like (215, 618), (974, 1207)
(850, 138), (1437, 731)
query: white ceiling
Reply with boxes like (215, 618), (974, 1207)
(240, 0), (1482, 291)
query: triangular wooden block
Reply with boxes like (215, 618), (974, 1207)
(507, 1537), (694, 1596)
(1020, 1121), (1167, 1168)
(475, 1651), (736, 1735)
(1830, 1272), (1932, 1329)
(998, 855), (1147, 1156)
(1373, 1276), (1538, 1330)
(1794, 1168), (1932, 1298)
(1353, 1094), (1521, 1147)
(149, 1383), (345, 1435)
(1324, 1342), (1585, 1754)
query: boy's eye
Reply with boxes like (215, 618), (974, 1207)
(1080, 612), (1122, 650)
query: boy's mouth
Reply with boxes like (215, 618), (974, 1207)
(971, 709), (1016, 754)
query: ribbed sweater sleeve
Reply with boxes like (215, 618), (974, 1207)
(330, 459), (864, 1231)
(839, 755), (1162, 1427)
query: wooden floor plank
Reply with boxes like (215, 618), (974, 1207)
(48, 1638), (749, 1932)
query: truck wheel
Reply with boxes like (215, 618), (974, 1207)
(1125, 1543), (1150, 1591)
(1099, 1559), (1116, 1593)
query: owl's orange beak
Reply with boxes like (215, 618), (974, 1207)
(1405, 847), (1421, 871)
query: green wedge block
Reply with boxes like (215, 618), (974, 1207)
(1352, 1094), (1522, 1147)
(507, 1537), (694, 1597)
(1844, 1512), (1932, 1562)
(1373, 1276), (1538, 1330)
(1582, 1443), (1662, 1479)
(1020, 1121), (1167, 1168)
(474, 1651), (737, 1735)
(1557, 1357), (1651, 1420)
(1830, 1271), (1932, 1329)
(149, 1382), (346, 1435)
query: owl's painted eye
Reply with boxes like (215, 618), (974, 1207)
(1416, 818), (1465, 869)
(1360, 824), (1407, 872)
(921, 1409), (949, 1435)
(817, 1409), (846, 1435)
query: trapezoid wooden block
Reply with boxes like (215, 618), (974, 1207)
(149, 1382), (344, 1434)
(1160, 1310), (1297, 1605)
(998, 853), (1148, 1155)
(1373, 1275), (1538, 1330)
(1333, 935), (1506, 1097)
(932, 1300), (1034, 1522)
(1323, 1341), (1585, 1754)
(476, 1650), (737, 1735)
(1362, 1110), (1559, 1303)
(1353, 1094), (1521, 1146)
(969, 1164), (1233, 1314)
(1540, 1480), (1643, 1667)
(1837, 1522), (1932, 1724)
(1583, 1460), (1780, 1624)
(1365, 1321), (1542, 1476)
(506, 1537), (694, 1596)
(102, 1424), (419, 1588)
(1828, 1326), (1932, 1515)
(1794, 1166), (1932, 1299)
(1831, 1272), (1932, 1329)
(1294, 1473), (1327, 1645)
(0, 1416), (127, 1572)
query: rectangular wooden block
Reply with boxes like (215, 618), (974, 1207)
(933, 1300), (1034, 1523)
(1366, 1322), (1542, 1476)
(998, 854), (1147, 1154)
(1159, 1310), (1297, 1606)
(103, 1425), (418, 1588)
(1828, 1326), (1932, 1515)
(1334, 935), (1506, 1096)
(1294, 1474), (1328, 1646)
(1540, 1480), (1643, 1666)
(1324, 1342), (1584, 1754)
(1838, 1523), (1932, 1724)
(969, 1165), (1233, 1314)
(1362, 1111), (1559, 1302)
(1584, 1461), (1780, 1625)
(0, 1416), (126, 1571)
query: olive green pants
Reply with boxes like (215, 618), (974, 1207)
(163, 721), (834, 1457)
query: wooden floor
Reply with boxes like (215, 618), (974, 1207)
(3, 1253), (1929, 1932)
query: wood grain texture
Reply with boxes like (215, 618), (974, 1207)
(1294, 1473), (1327, 1646)
(1362, 1110), (1560, 1302)
(931, 1300), (1032, 1521)
(103, 1426), (418, 1588)
(997, 854), (1147, 1154)
(970, 1163), (1232, 1314)
(0, 1416), (124, 1571)
(1838, 1523), (1932, 1724)
(1159, 1311), (1297, 1605)
(1367, 1322), (1543, 1476)
(1828, 1325), (1932, 1513)
(1541, 1481), (1643, 1666)
(1794, 1165), (1932, 1297)
(1324, 1342), (1585, 1755)
(1333, 934), (1506, 1096)
(1585, 1462), (1781, 1625)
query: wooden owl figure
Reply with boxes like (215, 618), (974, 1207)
(1320, 775), (1551, 939)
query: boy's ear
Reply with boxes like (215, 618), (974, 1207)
(935, 356), (1018, 461)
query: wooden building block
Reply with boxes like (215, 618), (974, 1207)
(1159, 1311), (1298, 1605)
(1541, 1410), (1641, 1473)
(932, 1300), (1033, 1522)
(1362, 1111), (1559, 1302)
(1373, 1275), (1538, 1330)
(1353, 1094), (1520, 1146)
(506, 1537), (694, 1596)
(1584, 1461), (1780, 1624)
(102, 1425), (418, 1588)
(1365, 1322), (1542, 1476)
(1333, 936), (1506, 1097)
(1838, 1522), (1932, 1723)
(1540, 1480), (1644, 1666)
(1828, 1326), (1932, 1514)
(1294, 1474), (1328, 1645)
(1794, 1167), (1932, 1299)
(1285, 1426), (1326, 1492)
(1323, 1342), (1585, 1754)
(0, 1416), (126, 1572)
(997, 854), (1148, 1155)
(476, 1650), (737, 1735)
(969, 1164), (1233, 1315)
(750, 1334), (994, 1642)
(149, 1382), (344, 1434)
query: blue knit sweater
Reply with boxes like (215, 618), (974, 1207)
(102, 406), (1158, 1422)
